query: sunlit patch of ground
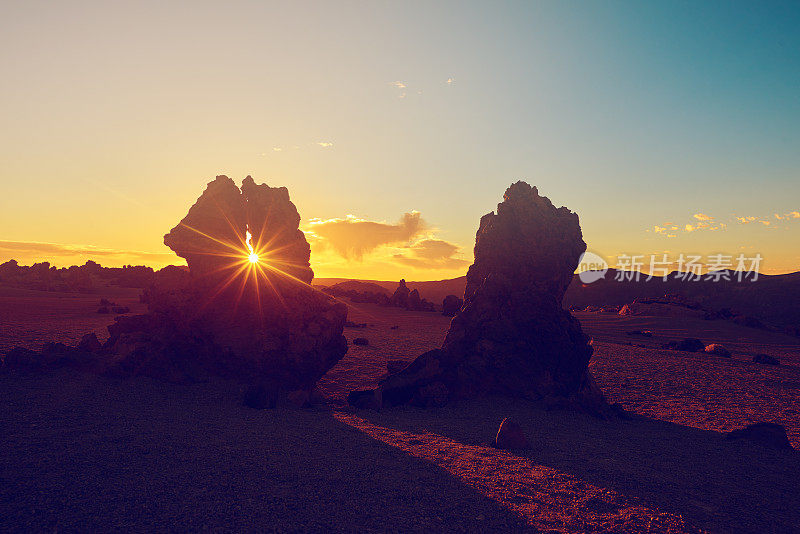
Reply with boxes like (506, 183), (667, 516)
(335, 411), (698, 533)
(575, 312), (800, 447)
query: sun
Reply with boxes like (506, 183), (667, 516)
(245, 229), (259, 264)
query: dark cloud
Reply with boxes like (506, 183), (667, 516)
(305, 212), (427, 260)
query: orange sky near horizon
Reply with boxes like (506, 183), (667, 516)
(1, 173), (798, 281)
(1, 3), (799, 280)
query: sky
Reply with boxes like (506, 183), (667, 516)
(1, 0), (799, 279)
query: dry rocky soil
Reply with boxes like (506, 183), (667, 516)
(1, 287), (799, 532)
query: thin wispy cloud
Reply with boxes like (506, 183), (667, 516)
(653, 225), (677, 235)
(653, 213), (726, 236)
(262, 142), (333, 154)
(736, 215), (772, 226)
(650, 207), (800, 238)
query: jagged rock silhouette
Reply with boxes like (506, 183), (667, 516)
(121, 175), (347, 391)
(350, 181), (604, 411)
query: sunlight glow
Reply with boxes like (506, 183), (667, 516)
(246, 229), (259, 263)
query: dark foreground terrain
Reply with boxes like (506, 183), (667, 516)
(2, 290), (799, 532)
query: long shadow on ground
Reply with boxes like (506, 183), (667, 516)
(0, 370), (531, 532)
(354, 396), (800, 533)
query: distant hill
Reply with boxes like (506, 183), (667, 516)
(327, 280), (391, 296)
(564, 269), (800, 334)
(316, 269), (800, 335)
(314, 277), (467, 304)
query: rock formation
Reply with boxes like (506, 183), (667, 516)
(493, 418), (530, 450)
(704, 344), (731, 357)
(349, 181), (604, 412)
(4, 176), (347, 396)
(727, 422), (793, 450)
(441, 294), (463, 317)
(163, 176), (248, 277)
(384, 280), (436, 312)
(119, 175), (346, 391)
(389, 279), (411, 308)
(407, 289), (422, 310)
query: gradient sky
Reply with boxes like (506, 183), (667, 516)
(1, 1), (799, 279)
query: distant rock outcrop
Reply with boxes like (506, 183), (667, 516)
(3, 176), (348, 397)
(389, 279), (411, 308)
(441, 294), (463, 317)
(350, 182), (604, 412)
(0, 259), (156, 293)
(382, 279), (435, 311)
(321, 278), (436, 311)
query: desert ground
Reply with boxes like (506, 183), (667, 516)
(1, 288), (799, 532)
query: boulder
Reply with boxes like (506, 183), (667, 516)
(727, 422), (793, 450)
(704, 344), (732, 357)
(351, 182), (604, 412)
(493, 418), (530, 449)
(77, 333), (102, 352)
(753, 353), (780, 365)
(441, 294), (463, 317)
